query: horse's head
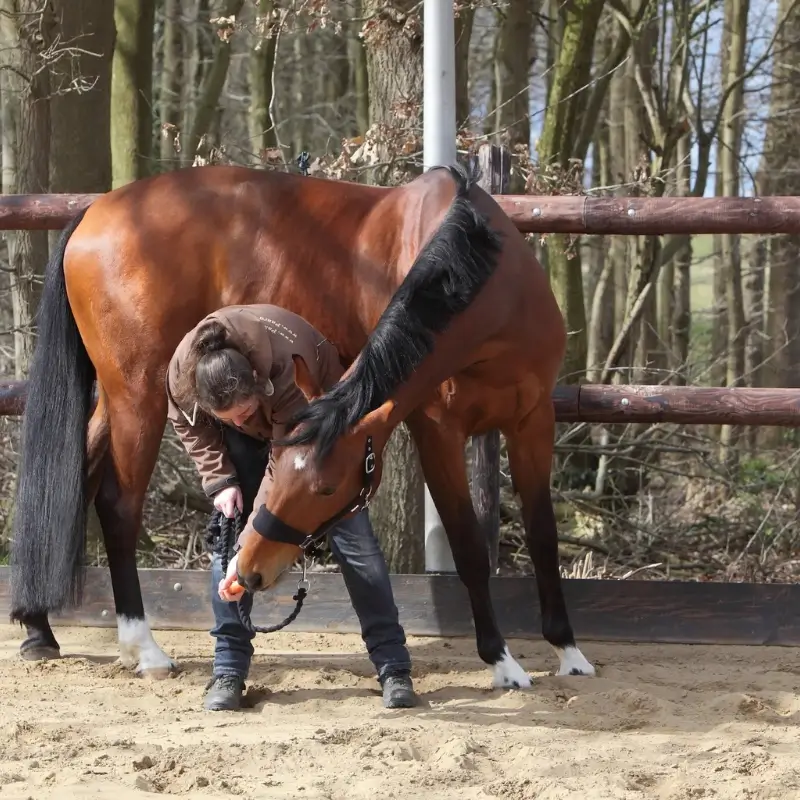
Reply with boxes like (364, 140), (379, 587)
(233, 355), (395, 593)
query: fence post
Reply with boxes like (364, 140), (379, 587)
(469, 143), (509, 574)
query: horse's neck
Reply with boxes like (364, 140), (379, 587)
(381, 295), (497, 430)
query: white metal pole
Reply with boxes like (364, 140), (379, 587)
(422, 0), (457, 573)
(423, 0), (457, 171)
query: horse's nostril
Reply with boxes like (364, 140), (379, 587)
(240, 571), (263, 594)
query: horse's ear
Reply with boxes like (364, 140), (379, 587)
(353, 400), (396, 434)
(292, 354), (323, 401)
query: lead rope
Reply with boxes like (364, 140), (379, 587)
(211, 509), (310, 635)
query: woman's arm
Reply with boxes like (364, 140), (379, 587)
(166, 388), (239, 498)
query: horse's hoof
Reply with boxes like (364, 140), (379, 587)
(140, 667), (173, 681)
(20, 645), (61, 662)
(491, 646), (533, 689)
(554, 646), (596, 677)
(139, 661), (179, 681)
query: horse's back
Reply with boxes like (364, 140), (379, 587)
(62, 166), (390, 370)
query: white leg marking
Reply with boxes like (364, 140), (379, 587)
(492, 646), (532, 689)
(117, 615), (176, 675)
(553, 645), (596, 677)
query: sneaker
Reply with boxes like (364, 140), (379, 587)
(204, 675), (245, 711)
(381, 673), (417, 709)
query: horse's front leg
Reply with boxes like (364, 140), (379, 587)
(408, 412), (531, 689)
(504, 403), (595, 678)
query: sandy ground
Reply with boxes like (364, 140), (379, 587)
(0, 625), (799, 800)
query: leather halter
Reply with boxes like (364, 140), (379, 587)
(247, 435), (377, 553)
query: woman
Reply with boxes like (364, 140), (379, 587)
(166, 304), (416, 711)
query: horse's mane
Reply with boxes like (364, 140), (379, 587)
(273, 161), (504, 462)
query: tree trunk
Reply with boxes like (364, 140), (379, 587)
(111, 0), (156, 186)
(586, 15), (624, 382)
(49, 0), (114, 195)
(762, 0), (800, 418)
(159, 0), (182, 167)
(536, 0), (605, 383)
(710, 175), (727, 390)
(361, 3), (422, 131)
(744, 170), (767, 402)
(535, 0), (605, 492)
(601, 0), (690, 385)
(607, 50), (628, 370)
(182, 0), (209, 142)
(624, 10), (659, 382)
(248, 0), (279, 157)
(182, 0), (244, 165)
(289, 31), (310, 160)
(492, 0), (532, 190)
(671, 131), (693, 384)
(744, 171), (766, 452)
(0, 0), (53, 376)
(710, 1), (735, 395)
(360, 0), (425, 572)
(324, 4), (350, 135)
(368, 424), (425, 573)
(718, 0), (750, 461)
(586, 92), (613, 383)
(349, 0), (369, 136)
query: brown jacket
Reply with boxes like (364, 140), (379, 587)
(166, 304), (344, 496)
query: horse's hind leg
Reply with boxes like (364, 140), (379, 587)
(504, 403), (595, 677)
(408, 413), (531, 689)
(18, 398), (111, 662)
(94, 391), (176, 678)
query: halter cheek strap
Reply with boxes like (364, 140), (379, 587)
(242, 435), (377, 553)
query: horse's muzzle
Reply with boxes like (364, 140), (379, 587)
(238, 570), (263, 594)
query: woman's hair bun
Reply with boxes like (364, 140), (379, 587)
(195, 321), (228, 355)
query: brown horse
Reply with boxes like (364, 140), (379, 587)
(10, 160), (595, 686)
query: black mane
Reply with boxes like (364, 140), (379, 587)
(274, 161), (504, 461)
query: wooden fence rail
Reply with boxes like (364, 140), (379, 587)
(3, 192), (800, 235)
(2, 379), (800, 427)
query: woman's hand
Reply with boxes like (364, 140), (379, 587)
(218, 553), (246, 601)
(214, 485), (243, 518)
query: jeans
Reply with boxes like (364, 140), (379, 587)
(209, 427), (412, 683)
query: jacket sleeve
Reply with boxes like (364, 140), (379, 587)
(166, 383), (239, 498)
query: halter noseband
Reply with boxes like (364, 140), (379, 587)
(246, 435), (377, 553)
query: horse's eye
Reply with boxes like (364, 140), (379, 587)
(318, 486), (336, 496)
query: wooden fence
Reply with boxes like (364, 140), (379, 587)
(2, 191), (800, 235)
(2, 161), (800, 647)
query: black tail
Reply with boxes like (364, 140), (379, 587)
(10, 208), (96, 621)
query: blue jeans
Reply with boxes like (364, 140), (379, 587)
(209, 428), (412, 683)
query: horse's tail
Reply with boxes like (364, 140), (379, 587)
(9, 207), (96, 622)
